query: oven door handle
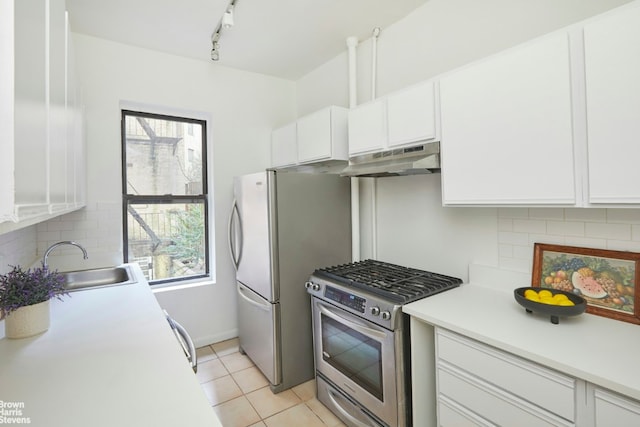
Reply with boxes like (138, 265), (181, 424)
(317, 301), (387, 341)
(326, 388), (380, 427)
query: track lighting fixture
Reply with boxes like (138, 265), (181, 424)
(210, 0), (238, 62)
(222, 5), (234, 29)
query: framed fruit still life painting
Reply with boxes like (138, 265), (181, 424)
(532, 243), (640, 324)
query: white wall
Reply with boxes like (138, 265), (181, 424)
(297, 0), (637, 283)
(35, 33), (296, 346)
(297, 0), (633, 116)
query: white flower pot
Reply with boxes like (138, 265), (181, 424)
(4, 300), (50, 339)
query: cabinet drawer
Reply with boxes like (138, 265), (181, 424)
(436, 328), (576, 421)
(438, 395), (493, 427)
(438, 365), (573, 427)
(594, 387), (640, 427)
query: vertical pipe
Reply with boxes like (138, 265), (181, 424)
(370, 28), (380, 260)
(346, 36), (360, 262)
(371, 27), (380, 100)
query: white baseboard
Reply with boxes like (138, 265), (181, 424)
(193, 328), (238, 348)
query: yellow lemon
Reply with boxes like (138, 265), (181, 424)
(538, 289), (553, 299)
(525, 293), (540, 302)
(539, 297), (555, 305)
(524, 289), (538, 299)
(552, 293), (569, 302)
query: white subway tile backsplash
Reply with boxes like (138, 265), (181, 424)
(0, 226), (37, 273)
(564, 236), (607, 249)
(498, 231), (529, 245)
(499, 256), (531, 273)
(607, 209), (640, 224)
(498, 208), (529, 218)
(496, 208), (640, 275)
(546, 220), (584, 237)
(528, 234), (565, 246)
(528, 208), (564, 220)
(607, 240), (640, 252)
(565, 208), (607, 222)
(512, 245), (533, 260)
(513, 219), (546, 234)
(498, 218), (513, 232)
(45, 221), (75, 232)
(499, 244), (513, 257)
(585, 222), (631, 240)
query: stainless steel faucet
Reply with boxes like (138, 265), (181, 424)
(43, 241), (89, 270)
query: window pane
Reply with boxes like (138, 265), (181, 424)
(126, 201), (206, 281)
(124, 114), (204, 196)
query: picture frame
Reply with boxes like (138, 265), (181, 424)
(532, 243), (640, 324)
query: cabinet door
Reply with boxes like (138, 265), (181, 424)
(387, 80), (437, 148)
(297, 108), (332, 163)
(0, 0), (15, 221)
(594, 387), (640, 427)
(14, 0), (48, 207)
(49, 0), (68, 208)
(440, 32), (576, 205)
(271, 122), (297, 168)
(348, 99), (386, 156)
(584, 4), (640, 204)
(66, 11), (85, 208)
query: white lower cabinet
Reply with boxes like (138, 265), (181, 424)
(433, 327), (640, 427)
(593, 386), (640, 427)
(435, 328), (575, 426)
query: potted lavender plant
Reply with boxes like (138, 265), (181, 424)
(0, 265), (68, 339)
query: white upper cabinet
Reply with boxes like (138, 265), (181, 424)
(440, 32), (576, 205)
(49, 0), (68, 209)
(387, 80), (438, 148)
(270, 106), (348, 169)
(348, 80), (438, 157)
(297, 106), (348, 164)
(14, 0), (48, 210)
(0, 1), (15, 222)
(584, 3), (640, 204)
(348, 99), (387, 156)
(271, 122), (297, 168)
(1, 0), (86, 232)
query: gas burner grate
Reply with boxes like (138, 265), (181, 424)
(315, 259), (462, 304)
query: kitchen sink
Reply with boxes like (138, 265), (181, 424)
(60, 266), (136, 291)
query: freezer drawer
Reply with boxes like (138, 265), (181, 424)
(237, 282), (281, 386)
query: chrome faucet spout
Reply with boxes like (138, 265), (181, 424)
(43, 241), (89, 270)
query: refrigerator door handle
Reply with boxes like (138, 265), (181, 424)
(237, 283), (270, 312)
(227, 199), (243, 270)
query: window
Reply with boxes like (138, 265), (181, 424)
(121, 110), (209, 284)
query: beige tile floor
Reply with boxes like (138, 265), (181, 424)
(196, 338), (346, 427)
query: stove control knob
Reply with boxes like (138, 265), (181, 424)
(380, 311), (391, 321)
(370, 306), (380, 316)
(305, 281), (320, 291)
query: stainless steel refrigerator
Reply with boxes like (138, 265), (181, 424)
(228, 170), (351, 392)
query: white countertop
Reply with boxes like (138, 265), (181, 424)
(0, 264), (221, 427)
(403, 280), (640, 401)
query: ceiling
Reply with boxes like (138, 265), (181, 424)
(65, 0), (428, 81)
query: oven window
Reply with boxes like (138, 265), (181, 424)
(321, 314), (383, 401)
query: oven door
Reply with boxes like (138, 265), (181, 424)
(312, 297), (398, 427)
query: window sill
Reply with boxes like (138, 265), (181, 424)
(151, 278), (216, 294)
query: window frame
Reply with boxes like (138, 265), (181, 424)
(121, 109), (210, 285)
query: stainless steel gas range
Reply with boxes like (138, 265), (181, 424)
(305, 259), (462, 427)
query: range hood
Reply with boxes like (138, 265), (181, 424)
(341, 141), (440, 177)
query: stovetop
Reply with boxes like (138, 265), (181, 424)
(313, 259), (462, 304)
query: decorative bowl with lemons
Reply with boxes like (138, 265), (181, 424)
(514, 287), (586, 324)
